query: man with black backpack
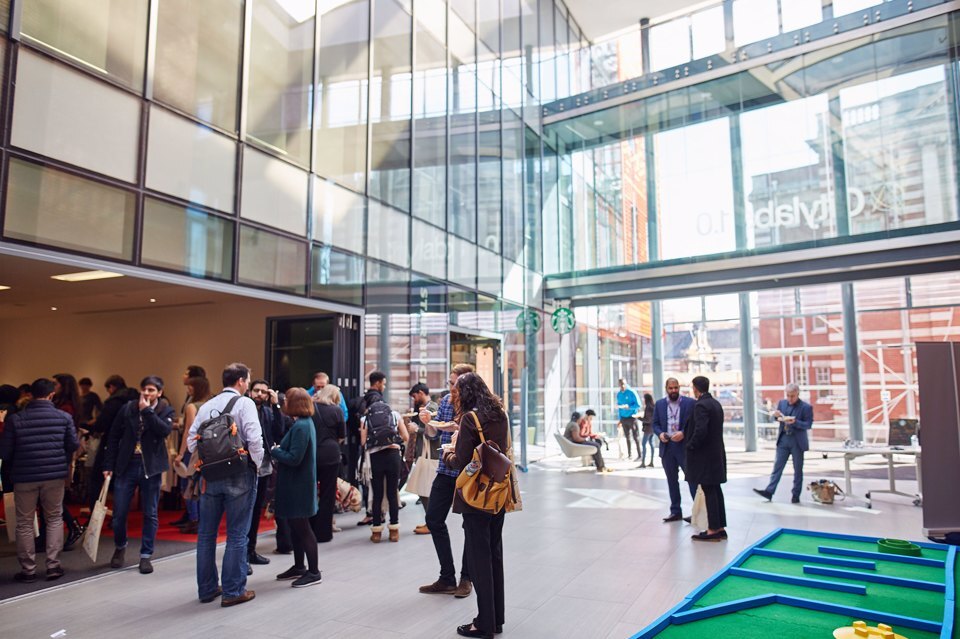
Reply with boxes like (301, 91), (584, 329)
(352, 372), (389, 526)
(358, 371), (409, 543)
(186, 363), (264, 608)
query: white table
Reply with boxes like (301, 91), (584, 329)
(814, 446), (922, 509)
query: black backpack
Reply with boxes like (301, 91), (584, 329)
(365, 400), (400, 449)
(195, 394), (249, 480)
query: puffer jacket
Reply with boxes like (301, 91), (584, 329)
(0, 400), (79, 484)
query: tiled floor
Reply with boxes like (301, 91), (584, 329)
(0, 447), (926, 639)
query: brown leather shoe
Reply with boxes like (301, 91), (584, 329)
(370, 526), (383, 543)
(414, 524), (430, 535)
(454, 578), (473, 598)
(221, 590), (256, 607)
(388, 525), (399, 542)
(419, 580), (457, 594)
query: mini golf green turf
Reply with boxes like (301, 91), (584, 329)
(633, 529), (956, 639)
(653, 602), (941, 639)
(765, 533), (949, 563)
(694, 573), (944, 623)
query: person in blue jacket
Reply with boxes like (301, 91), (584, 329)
(616, 379), (642, 460)
(307, 371), (348, 420)
(753, 383), (814, 504)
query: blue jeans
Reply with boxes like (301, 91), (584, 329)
(111, 457), (162, 558)
(196, 469), (256, 600)
(661, 441), (695, 516)
(765, 438), (804, 499)
(641, 433), (657, 465)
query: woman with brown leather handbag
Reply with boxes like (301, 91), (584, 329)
(443, 373), (513, 639)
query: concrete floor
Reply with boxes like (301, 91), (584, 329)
(0, 448), (926, 639)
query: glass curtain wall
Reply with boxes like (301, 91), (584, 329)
(547, 13), (960, 275)
(546, 270), (960, 453)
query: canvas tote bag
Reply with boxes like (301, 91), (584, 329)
(82, 475), (111, 562)
(405, 439), (439, 499)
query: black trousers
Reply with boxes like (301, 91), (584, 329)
(463, 510), (506, 634)
(275, 517), (293, 553)
(582, 440), (605, 470)
(289, 517), (318, 573)
(310, 463), (339, 542)
(247, 475), (270, 555)
(370, 449), (401, 526)
(620, 418), (640, 458)
(701, 483), (727, 530)
(425, 473), (471, 585)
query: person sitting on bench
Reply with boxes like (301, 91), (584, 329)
(564, 411), (610, 473)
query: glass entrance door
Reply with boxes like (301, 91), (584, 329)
(266, 313), (361, 400)
(450, 330), (503, 397)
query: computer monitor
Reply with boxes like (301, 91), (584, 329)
(888, 417), (919, 447)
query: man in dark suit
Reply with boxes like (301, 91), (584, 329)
(685, 376), (727, 542)
(753, 383), (813, 504)
(652, 378), (697, 522)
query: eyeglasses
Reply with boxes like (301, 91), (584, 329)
(251, 388), (268, 395)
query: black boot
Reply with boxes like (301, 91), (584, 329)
(63, 523), (84, 551)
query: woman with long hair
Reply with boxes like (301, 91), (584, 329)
(172, 376), (212, 534)
(445, 373), (510, 639)
(311, 384), (345, 542)
(271, 388), (321, 588)
(53, 374), (82, 427)
(51, 373), (84, 548)
(640, 393), (657, 468)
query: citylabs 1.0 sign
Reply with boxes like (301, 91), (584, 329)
(753, 188), (867, 231)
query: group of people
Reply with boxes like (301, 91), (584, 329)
(0, 373), (112, 581)
(564, 375), (730, 541)
(1, 361), (517, 639)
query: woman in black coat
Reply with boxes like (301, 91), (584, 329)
(444, 373), (512, 639)
(684, 376), (727, 542)
(310, 385), (345, 542)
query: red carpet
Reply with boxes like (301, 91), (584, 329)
(62, 503), (276, 544)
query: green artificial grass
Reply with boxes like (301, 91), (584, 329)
(764, 533), (948, 563)
(740, 554), (944, 589)
(654, 602), (941, 639)
(645, 532), (957, 639)
(694, 574), (944, 622)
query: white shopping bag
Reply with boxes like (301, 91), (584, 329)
(691, 485), (709, 531)
(82, 475), (111, 562)
(4, 491), (40, 542)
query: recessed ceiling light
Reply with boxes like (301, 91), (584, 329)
(51, 270), (124, 282)
(593, 119), (604, 126)
(149, 298), (157, 303)
(51, 306), (58, 311)
(0, 285), (10, 291)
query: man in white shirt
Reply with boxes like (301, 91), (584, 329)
(187, 362), (264, 607)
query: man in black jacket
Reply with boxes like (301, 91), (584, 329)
(0, 378), (79, 583)
(247, 379), (288, 565)
(85, 375), (138, 514)
(103, 376), (175, 574)
(684, 376), (728, 542)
